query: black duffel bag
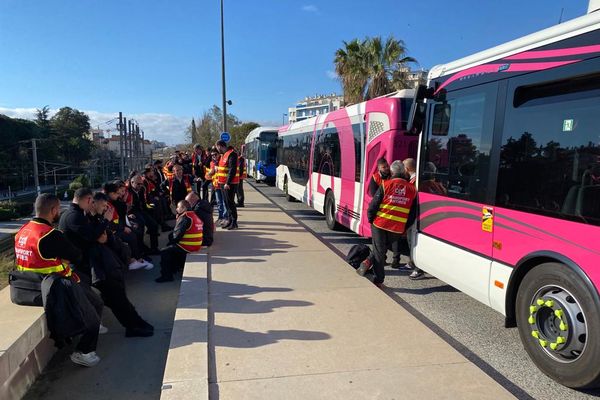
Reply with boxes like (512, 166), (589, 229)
(9, 270), (44, 307)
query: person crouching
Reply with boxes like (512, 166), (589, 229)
(155, 200), (204, 283)
(357, 160), (417, 289)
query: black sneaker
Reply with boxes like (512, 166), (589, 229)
(155, 275), (174, 283)
(409, 269), (425, 280)
(356, 262), (372, 277)
(125, 327), (154, 337)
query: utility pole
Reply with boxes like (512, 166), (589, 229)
(136, 124), (141, 170)
(123, 117), (128, 175)
(220, 0), (228, 133)
(141, 129), (146, 164)
(119, 112), (125, 178)
(127, 120), (132, 172)
(32, 138), (41, 196)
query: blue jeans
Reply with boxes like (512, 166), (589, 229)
(215, 188), (227, 220)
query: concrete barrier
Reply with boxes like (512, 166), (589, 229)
(0, 287), (56, 400)
(160, 253), (209, 400)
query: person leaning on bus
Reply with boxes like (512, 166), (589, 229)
(357, 161), (417, 288)
(368, 158), (391, 196)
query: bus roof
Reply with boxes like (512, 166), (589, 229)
(245, 126), (279, 143)
(429, 11), (600, 80)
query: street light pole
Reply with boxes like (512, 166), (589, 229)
(220, 0), (228, 133)
(282, 113), (287, 125)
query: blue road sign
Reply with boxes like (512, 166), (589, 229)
(220, 132), (231, 142)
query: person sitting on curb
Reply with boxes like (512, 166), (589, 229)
(14, 193), (104, 367)
(155, 200), (204, 283)
(185, 191), (214, 247)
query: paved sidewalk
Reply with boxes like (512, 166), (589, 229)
(170, 184), (516, 399)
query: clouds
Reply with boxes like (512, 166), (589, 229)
(0, 107), (190, 146)
(326, 70), (338, 80)
(301, 5), (319, 13)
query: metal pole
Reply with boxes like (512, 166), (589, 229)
(220, 0), (227, 133)
(119, 112), (125, 178)
(136, 124), (141, 169)
(32, 138), (41, 196)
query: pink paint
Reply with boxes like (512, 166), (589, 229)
(435, 60), (579, 94)
(505, 44), (600, 60)
(417, 192), (600, 290)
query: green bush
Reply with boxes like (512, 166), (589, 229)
(0, 208), (17, 221)
(14, 202), (33, 217)
(69, 181), (83, 191)
(72, 175), (90, 188)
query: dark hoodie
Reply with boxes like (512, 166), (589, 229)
(192, 199), (214, 247)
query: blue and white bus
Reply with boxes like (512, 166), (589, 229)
(244, 126), (278, 183)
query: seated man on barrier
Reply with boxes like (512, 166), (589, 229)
(155, 200), (204, 283)
(185, 191), (214, 247)
(88, 192), (155, 338)
(12, 193), (104, 367)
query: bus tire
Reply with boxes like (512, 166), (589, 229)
(324, 191), (341, 231)
(515, 262), (600, 388)
(283, 176), (294, 202)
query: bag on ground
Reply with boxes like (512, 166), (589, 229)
(345, 244), (371, 269)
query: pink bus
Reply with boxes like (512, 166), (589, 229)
(409, 10), (600, 389)
(276, 90), (418, 237)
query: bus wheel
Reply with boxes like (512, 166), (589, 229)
(516, 262), (600, 388)
(324, 192), (341, 231)
(283, 177), (294, 202)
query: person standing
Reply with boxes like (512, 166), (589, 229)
(208, 150), (226, 224)
(128, 175), (160, 255)
(357, 161), (417, 289)
(236, 151), (247, 207)
(215, 140), (239, 230)
(16, 193), (104, 367)
(192, 144), (205, 194)
(403, 158), (417, 185)
(155, 200), (204, 283)
(161, 164), (194, 213)
(368, 158), (391, 196)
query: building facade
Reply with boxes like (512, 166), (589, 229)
(287, 93), (343, 123)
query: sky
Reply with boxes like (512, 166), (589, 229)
(0, 0), (590, 145)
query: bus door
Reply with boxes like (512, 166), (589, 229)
(416, 82), (499, 306)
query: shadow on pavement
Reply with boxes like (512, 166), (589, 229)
(171, 320), (330, 349)
(390, 284), (459, 295)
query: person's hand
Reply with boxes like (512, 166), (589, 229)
(224, 184), (230, 190)
(124, 227), (132, 234)
(98, 231), (108, 244)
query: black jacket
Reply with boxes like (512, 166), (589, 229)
(42, 274), (101, 348)
(169, 212), (192, 246)
(58, 204), (107, 281)
(33, 217), (82, 264)
(161, 175), (193, 205)
(192, 199), (214, 247)
(226, 148), (238, 186)
(128, 186), (150, 214)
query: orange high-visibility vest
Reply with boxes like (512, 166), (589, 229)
(373, 178), (416, 234)
(209, 161), (220, 189)
(163, 163), (174, 180)
(14, 221), (73, 277)
(217, 149), (240, 185)
(176, 211), (203, 253)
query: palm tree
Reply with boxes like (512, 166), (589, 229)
(334, 36), (417, 104)
(334, 39), (368, 105)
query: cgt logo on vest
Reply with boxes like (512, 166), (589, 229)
(18, 235), (28, 247)
(389, 185), (410, 205)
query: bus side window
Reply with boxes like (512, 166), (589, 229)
(420, 84), (497, 202)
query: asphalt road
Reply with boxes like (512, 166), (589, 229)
(249, 180), (600, 400)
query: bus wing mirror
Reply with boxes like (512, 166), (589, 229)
(407, 85), (434, 135)
(432, 103), (451, 136)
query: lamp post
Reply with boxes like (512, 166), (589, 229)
(282, 113), (287, 125)
(220, 0), (228, 133)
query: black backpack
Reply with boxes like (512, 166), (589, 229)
(345, 244), (371, 269)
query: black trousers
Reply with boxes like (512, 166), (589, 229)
(77, 282), (103, 353)
(371, 225), (403, 284)
(159, 245), (188, 279)
(95, 280), (145, 330)
(236, 180), (245, 205)
(134, 211), (159, 250)
(223, 185), (238, 222)
(117, 230), (141, 259)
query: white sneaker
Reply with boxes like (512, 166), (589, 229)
(142, 260), (154, 270)
(70, 351), (100, 367)
(99, 324), (108, 334)
(129, 260), (146, 270)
